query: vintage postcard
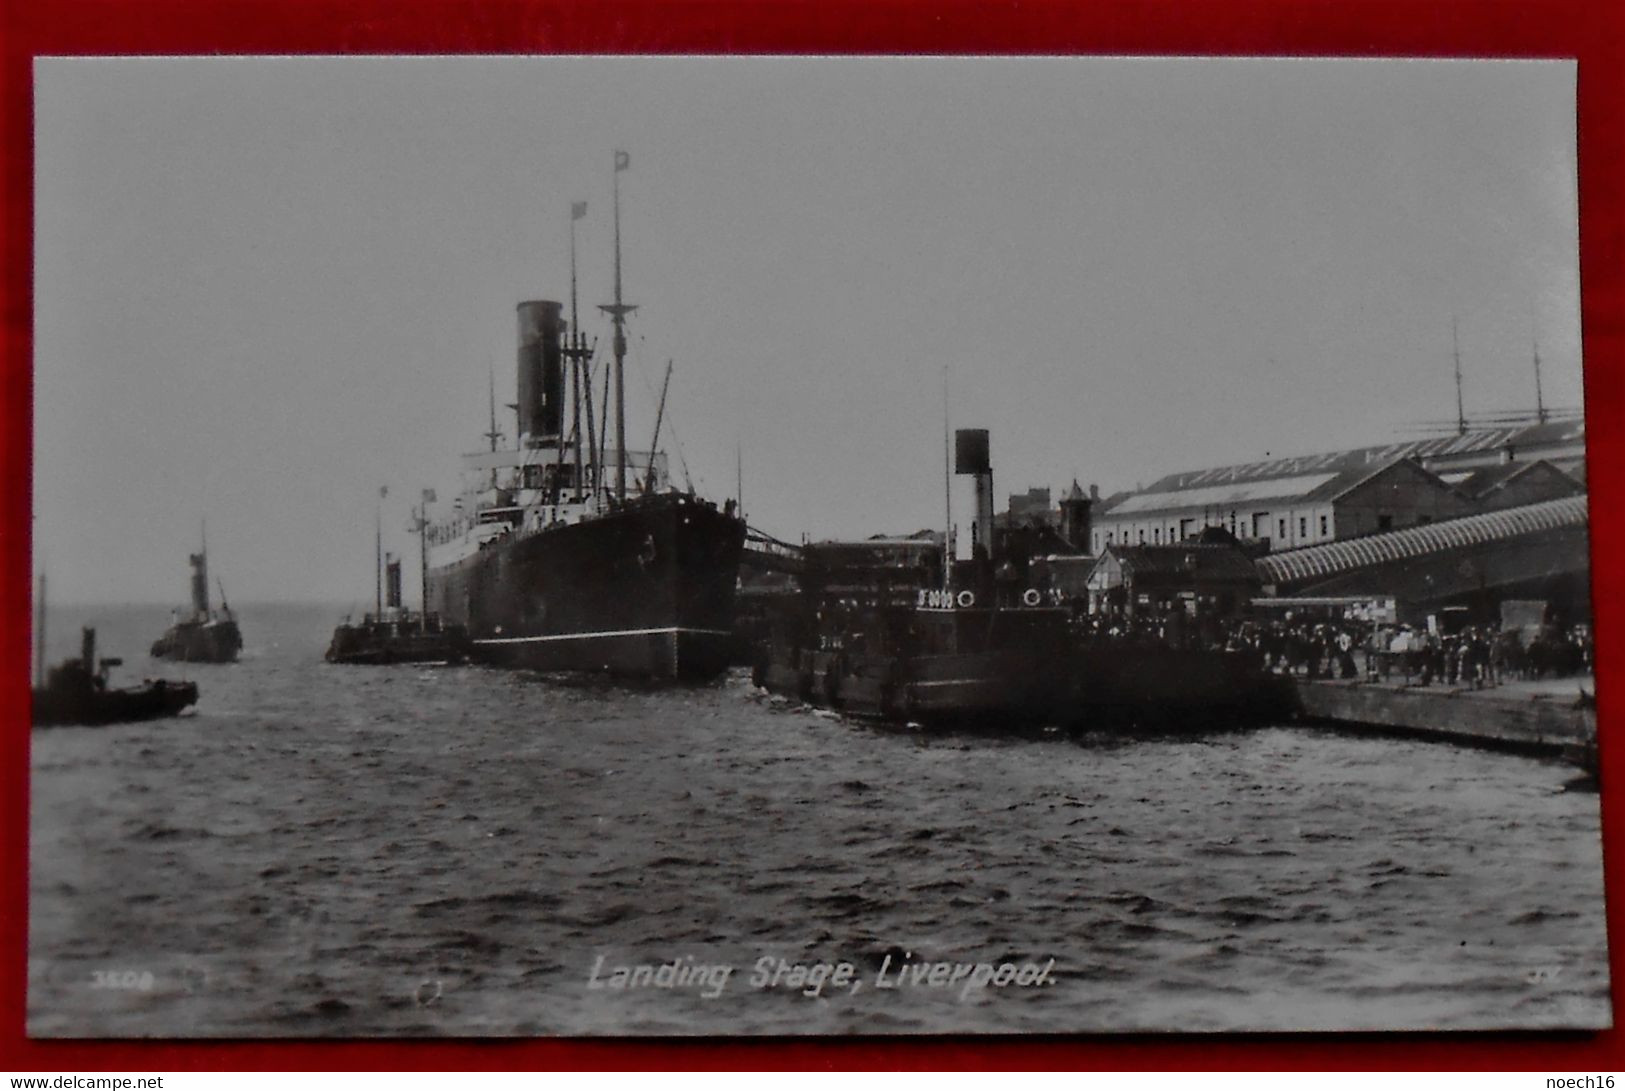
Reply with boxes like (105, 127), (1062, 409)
(28, 55), (1605, 1036)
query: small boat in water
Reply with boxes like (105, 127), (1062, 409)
(326, 611), (470, 665)
(34, 626), (198, 727)
(151, 531), (242, 663)
(327, 498), (469, 665)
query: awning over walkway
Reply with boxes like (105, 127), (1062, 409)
(1255, 495), (1588, 587)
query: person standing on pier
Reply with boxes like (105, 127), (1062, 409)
(1336, 627), (1357, 679)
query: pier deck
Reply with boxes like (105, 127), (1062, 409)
(1291, 674), (1596, 757)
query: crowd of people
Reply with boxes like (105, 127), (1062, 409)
(1078, 610), (1593, 688)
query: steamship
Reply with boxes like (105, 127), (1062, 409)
(150, 536), (242, 663)
(423, 154), (746, 680)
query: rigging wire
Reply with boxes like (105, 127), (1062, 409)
(623, 314), (695, 492)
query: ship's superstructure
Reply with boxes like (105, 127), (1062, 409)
(424, 153), (745, 679)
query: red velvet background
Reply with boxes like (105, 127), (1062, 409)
(2, 0), (1620, 1071)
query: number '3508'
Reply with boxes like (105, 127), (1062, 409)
(91, 970), (154, 990)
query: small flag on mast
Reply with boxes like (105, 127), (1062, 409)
(422, 488), (437, 504)
(571, 201), (587, 221)
(614, 150), (630, 172)
(379, 485), (388, 499)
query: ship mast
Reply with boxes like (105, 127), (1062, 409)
(599, 150), (637, 503)
(582, 346), (599, 503)
(568, 201), (589, 502)
(1533, 339), (1547, 424)
(415, 492), (431, 631)
(375, 485), (386, 617)
(483, 363), (502, 489)
(942, 366), (952, 591)
(1452, 317), (1466, 436)
(597, 365), (611, 490)
(643, 359), (673, 493)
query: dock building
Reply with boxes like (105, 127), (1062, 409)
(1089, 420), (1585, 555)
(1083, 541), (1264, 621)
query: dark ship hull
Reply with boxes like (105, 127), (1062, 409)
(428, 494), (746, 680)
(762, 647), (1080, 727)
(151, 619), (242, 663)
(758, 626), (1280, 730)
(1067, 644), (1287, 728)
(326, 616), (470, 665)
(758, 606), (1082, 727)
(33, 679), (199, 727)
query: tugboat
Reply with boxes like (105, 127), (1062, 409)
(35, 625), (198, 727)
(423, 151), (746, 680)
(327, 497), (469, 665)
(757, 429), (1081, 727)
(755, 429), (1279, 730)
(150, 529), (242, 663)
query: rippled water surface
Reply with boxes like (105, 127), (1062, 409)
(29, 604), (1611, 1035)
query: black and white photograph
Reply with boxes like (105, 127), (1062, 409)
(28, 54), (1606, 1036)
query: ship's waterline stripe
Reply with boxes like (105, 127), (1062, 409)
(473, 626), (734, 645)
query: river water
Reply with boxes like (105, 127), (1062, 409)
(28, 603), (1611, 1036)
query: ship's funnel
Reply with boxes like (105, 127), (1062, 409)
(954, 429), (990, 475)
(516, 300), (565, 448)
(385, 554), (403, 609)
(189, 551), (209, 615)
(954, 429), (996, 562)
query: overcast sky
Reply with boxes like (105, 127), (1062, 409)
(34, 56), (1581, 604)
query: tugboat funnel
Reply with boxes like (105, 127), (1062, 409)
(189, 552), (209, 615)
(385, 554), (403, 610)
(955, 429), (995, 563)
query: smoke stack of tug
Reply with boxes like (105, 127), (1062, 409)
(954, 429), (996, 600)
(385, 556), (403, 610)
(189, 551), (209, 616)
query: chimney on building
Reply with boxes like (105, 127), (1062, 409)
(1060, 479), (1093, 554)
